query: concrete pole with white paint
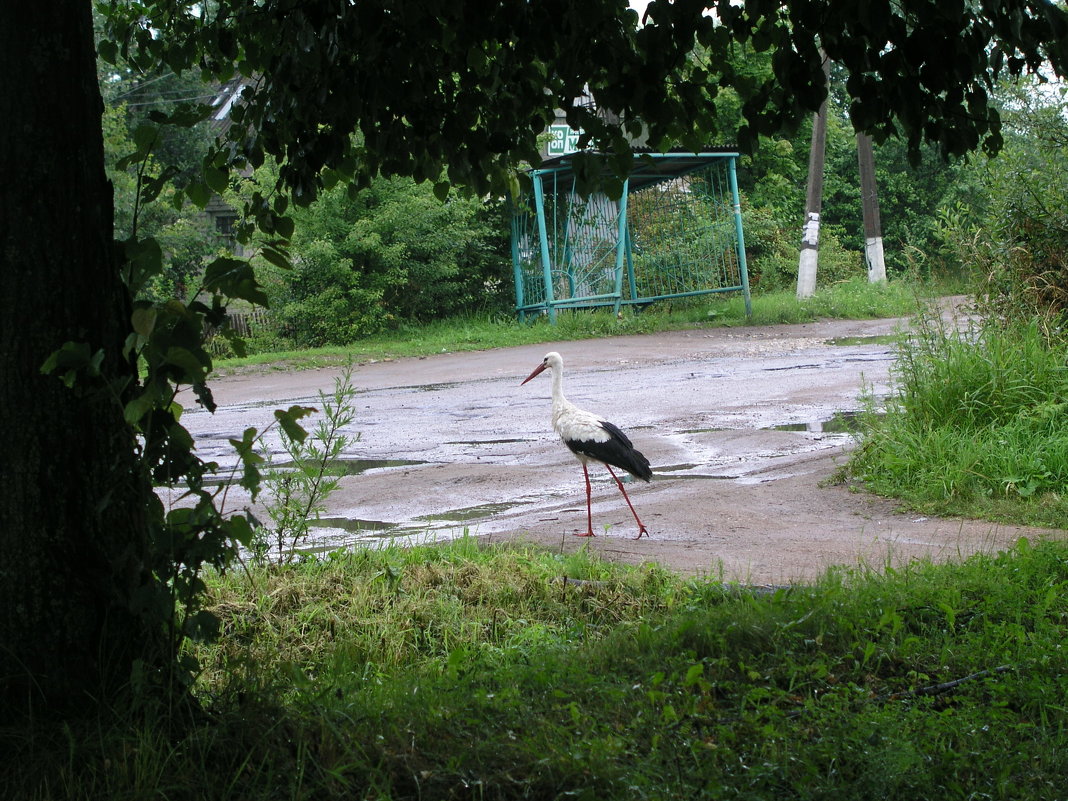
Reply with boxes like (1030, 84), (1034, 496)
(797, 52), (831, 300)
(856, 131), (887, 283)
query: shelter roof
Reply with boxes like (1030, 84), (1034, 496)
(532, 148), (739, 193)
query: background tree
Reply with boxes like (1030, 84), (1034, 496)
(933, 77), (1068, 318)
(4, 0), (1065, 716)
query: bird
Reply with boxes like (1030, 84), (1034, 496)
(520, 351), (652, 539)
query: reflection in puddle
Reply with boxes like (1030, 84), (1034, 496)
(771, 410), (881, 435)
(199, 456), (425, 487)
(315, 516), (396, 533)
(271, 457), (426, 475)
(303, 500), (530, 555)
(416, 502), (520, 523)
(654, 463), (733, 479)
(825, 334), (899, 347)
(332, 457), (425, 474)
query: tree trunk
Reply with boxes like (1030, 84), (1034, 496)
(0, 3), (162, 714)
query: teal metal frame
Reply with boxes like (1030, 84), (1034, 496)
(511, 151), (751, 322)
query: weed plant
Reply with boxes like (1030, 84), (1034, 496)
(848, 309), (1068, 527)
(10, 537), (1068, 799)
(251, 367), (358, 564)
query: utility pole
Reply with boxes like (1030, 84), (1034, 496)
(796, 51), (832, 299)
(856, 131), (887, 283)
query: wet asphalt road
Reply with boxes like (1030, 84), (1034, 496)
(176, 305), (1063, 581)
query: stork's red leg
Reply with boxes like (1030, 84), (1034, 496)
(605, 465), (649, 539)
(576, 462), (595, 537)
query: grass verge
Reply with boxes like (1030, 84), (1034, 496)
(8, 536), (1068, 800)
(215, 277), (933, 374)
(847, 310), (1068, 528)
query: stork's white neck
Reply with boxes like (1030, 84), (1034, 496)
(549, 363), (578, 431)
(550, 363), (567, 408)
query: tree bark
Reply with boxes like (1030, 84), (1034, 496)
(0, 2), (162, 715)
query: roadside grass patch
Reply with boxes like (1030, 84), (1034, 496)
(214, 277), (937, 374)
(848, 312), (1068, 527)
(13, 537), (1067, 799)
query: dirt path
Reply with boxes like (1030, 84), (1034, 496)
(182, 303), (1062, 584)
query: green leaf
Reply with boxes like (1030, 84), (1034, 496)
(433, 180), (450, 202)
(132, 122), (159, 152)
(227, 514), (256, 547)
(275, 405), (316, 444)
(131, 306), (157, 337)
(123, 236), (164, 295)
(260, 245), (291, 270)
(186, 180), (212, 208)
(40, 342), (105, 387)
(202, 257), (270, 306)
(204, 164), (229, 194)
(149, 103), (212, 128)
(684, 663), (704, 687)
(274, 215), (295, 239)
(124, 391), (157, 426)
(185, 609), (221, 643)
(97, 39), (118, 64)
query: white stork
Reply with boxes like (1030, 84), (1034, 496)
(521, 351), (652, 539)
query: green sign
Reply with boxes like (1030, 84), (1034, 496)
(547, 124), (583, 156)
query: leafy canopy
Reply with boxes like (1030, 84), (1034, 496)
(101, 0), (1068, 210)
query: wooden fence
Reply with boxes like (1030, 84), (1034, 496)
(205, 310), (271, 354)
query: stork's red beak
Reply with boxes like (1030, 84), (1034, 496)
(520, 361), (548, 385)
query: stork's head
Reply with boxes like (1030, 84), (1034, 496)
(520, 351), (563, 385)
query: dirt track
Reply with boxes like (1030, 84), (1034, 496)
(182, 303), (1062, 584)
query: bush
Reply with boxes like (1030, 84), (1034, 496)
(259, 174), (511, 347)
(265, 240), (390, 347)
(742, 202), (865, 292)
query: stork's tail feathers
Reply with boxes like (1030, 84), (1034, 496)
(626, 448), (653, 482)
(597, 420), (652, 481)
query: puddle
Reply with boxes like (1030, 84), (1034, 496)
(654, 463), (734, 479)
(415, 501), (523, 523)
(269, 457), (426, 475)
(304, 501), (528, 552)
(771, 410), (880, 435)
(411, 381), (463, 393)
(762, 363), (821, 372)
(314, 516), (396, 533)
(445, 438), (528, 446)
(825, 334), (899, 347)
(332, 457), (426, 474)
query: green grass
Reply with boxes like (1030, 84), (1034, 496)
(9, 536), (1068, 800)
(215, 277), (932, 374)
(847, 312), (1068, 528)
(18, 276), (1068, 799)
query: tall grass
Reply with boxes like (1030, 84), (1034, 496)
(9, 537), (1068, 800)
(848, 311), (1068, 526)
